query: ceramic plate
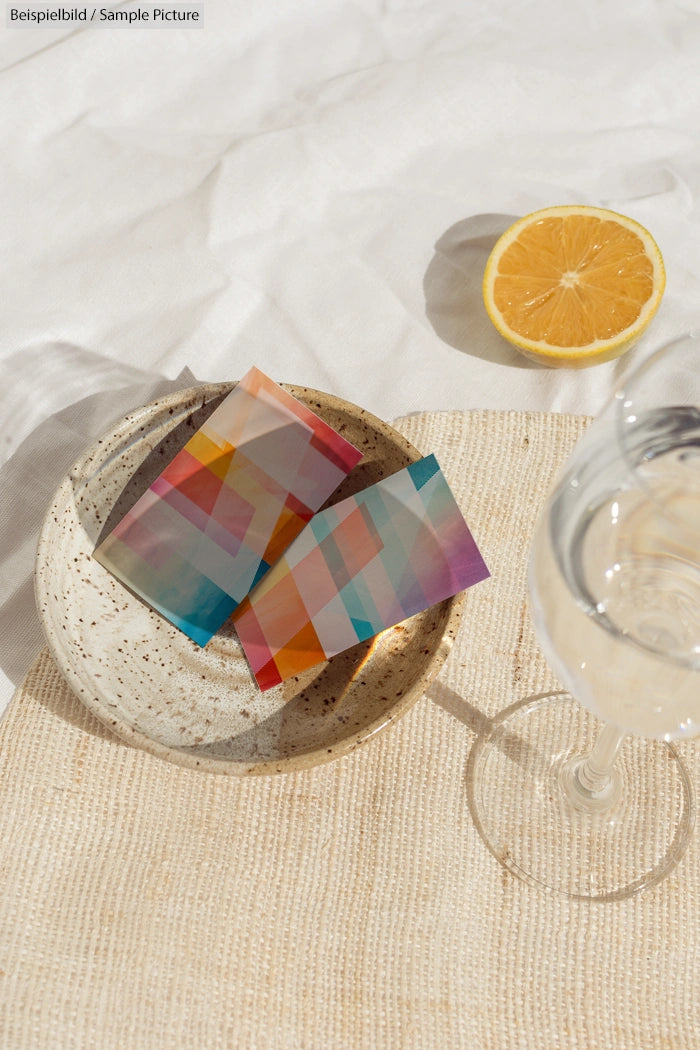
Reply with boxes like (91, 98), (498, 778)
(35, 383), (463, 774)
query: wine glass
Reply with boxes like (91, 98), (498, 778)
(469, 333), (700, 901)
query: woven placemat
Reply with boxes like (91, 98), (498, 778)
(1, 409), (699, 1050)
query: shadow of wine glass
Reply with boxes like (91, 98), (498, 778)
(427, 680), (559, 770)
(423, 212), (534, 367)
(427, 681), (569, 878)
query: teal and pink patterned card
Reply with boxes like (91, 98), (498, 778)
(232, 454), (489, 690)
(93, 367), (363, 646)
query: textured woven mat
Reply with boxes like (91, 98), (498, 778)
(1, 410), (699, 1050)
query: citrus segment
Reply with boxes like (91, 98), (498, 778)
(482, 206), (665, 367)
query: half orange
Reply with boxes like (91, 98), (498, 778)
(482, 205), (666, 367)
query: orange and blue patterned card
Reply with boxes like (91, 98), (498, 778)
(232, 453), (489, 690)
(93, 367), (363, 645)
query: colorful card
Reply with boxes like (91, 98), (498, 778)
(93, 367), (363, 646)
(232, 454), (490, 690)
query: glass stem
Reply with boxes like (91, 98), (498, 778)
(561, 723), (625, 813)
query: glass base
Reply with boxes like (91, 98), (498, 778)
(467, 693), (696, 901)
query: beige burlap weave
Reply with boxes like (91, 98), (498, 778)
(1, 410), (698, 1049)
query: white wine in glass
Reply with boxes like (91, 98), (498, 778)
(470, 335), (700, 901)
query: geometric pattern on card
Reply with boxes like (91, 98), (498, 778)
(93, 367), (363, 646)
(233, 454), (490, 690)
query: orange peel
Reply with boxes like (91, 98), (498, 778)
(482, 205), (665, 367)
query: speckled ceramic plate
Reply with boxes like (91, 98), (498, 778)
(35, 383), (463, 774)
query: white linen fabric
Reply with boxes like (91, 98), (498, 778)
(2, 0), (700, 715)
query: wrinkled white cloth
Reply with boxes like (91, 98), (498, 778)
(2, 0), (700, 716)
